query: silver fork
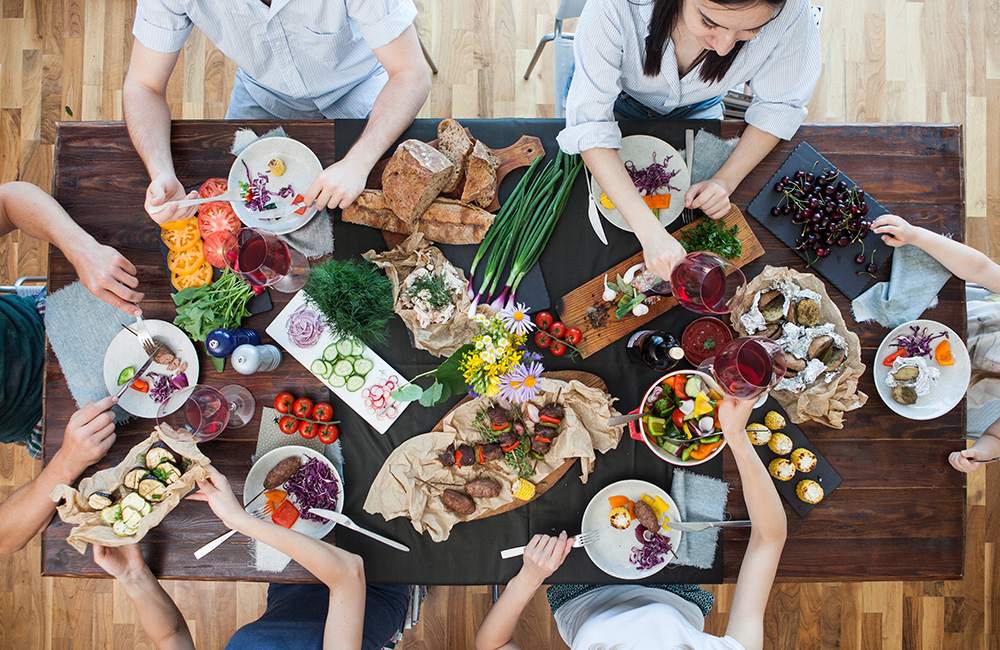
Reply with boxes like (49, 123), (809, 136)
(192, 505), (272, 559)
(131, 305), (158, 356)
(500, 530), (601, 559)
(682, 129), (696, 225)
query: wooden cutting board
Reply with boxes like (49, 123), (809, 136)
(555, 206), (764, 358)
(430, 370), (607, 520)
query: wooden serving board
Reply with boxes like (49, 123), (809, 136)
(430, 370), (607, 520)
(555, 206), (764, 358)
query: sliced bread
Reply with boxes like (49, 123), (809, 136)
(382, 139), (454, 224)
(437, 119), (474, 193)
(461, 140), (501, 208)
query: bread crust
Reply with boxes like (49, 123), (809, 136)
(382, 139), (454, 224)
(343, 190), (494, 245)
(461, 140), (501, 208)
(437, 119), (474, 193)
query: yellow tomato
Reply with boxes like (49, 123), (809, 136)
(167, 245), (205, 276)
(171, 261), (213, 291)
(161, 225), (201, 253)
(160, 216), (198, 231)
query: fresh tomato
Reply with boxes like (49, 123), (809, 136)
(550, 341), (567, 356)
(131, 378), (150, 393)
(160, 224), (201, 253)
(167, 247), (206, 276)
(319, 424), (339, 444)
(278, 415), (299, 435)
(534, 331), (552, 349)
(292, 194), (307, 215)
(270, 499), (300, 528)
(564, 327), (582, 345)
(312, 402), (334, 422)
(198, 178), (228, 199)
(292, 398), (314, 418)
(274, 392), (294, 414)
(672, 408), (685, 429)
(197, 202), (241, 238)
(171, 262), (212, 291)
(883, 348), (908, 366)
(298, 420), (320, 439)
(549, 321), (566, 339)
(534, 311), (553, 331)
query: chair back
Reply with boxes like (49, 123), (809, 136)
(555, 0), (587, 21)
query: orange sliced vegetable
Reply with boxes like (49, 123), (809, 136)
(689, 439), (723, 460)
(608, 495), (630, 509)
(171, 261), (212, 291)
(167, 246), (205, 275)
(641, 194), (671, 210)
(161, 225), (201, 252)
(883, 348), (908, 366)
(270, 499), (300, 528)
(672, 375), (687, 397)
(160, 216), (198, 231)
(264, 490), (287, 504)
(935, 340), (954, 366)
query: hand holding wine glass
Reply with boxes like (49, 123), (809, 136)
(703, 337), (787, 400)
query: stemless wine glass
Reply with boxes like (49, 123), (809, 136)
(156, 384), (230, 442)
(700, 337), (787, 399)
(223, 227), (309, 293)
(650, 251), (747, 315)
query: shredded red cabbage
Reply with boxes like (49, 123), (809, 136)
(285, 457), (340, 522)
(148, 373), (178, 404)
(286, 303), (325, 348)
(242, 160), (293, 212)
(624, 153), (681, 195)
(891, 325), (948, 358)
(629, 524), (673, 570)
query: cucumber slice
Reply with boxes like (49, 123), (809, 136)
(117, 366), (135, 386)
(353, 358), (374, 376)
(101, 504), (122, 524)
(349, 339), (365, 356)
(346, 375), (365, 392)
(336, 339), (354, 357)
(328, 373), (347, 388)
(323, 344), (339, 361)
(311, 359), (329, 376)
(112, 520), (138, 537)
(332, 359), (355, 377)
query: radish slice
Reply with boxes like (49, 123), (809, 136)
(387, 406), (398, 418)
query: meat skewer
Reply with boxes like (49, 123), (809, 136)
(437, 442), (502, 468)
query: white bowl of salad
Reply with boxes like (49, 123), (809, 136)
(629, 370), (727, 466)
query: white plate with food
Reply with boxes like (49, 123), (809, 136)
(874, 319), (970, 420)
(102, 320), (199, 419)
(244, 446), (343, 539)
(588, 135), (690, 232)
(582, 479), (682, 580)
(228, 136), (322, 235)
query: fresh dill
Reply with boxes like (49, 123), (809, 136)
(303, 259), (394, 348)
(406, 272), (454, 311)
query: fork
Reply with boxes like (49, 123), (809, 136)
(131, 305), (158, 356)
(500, 530), (601, 559)
(193, 504), (272, 560)
(682, 129), (696, 225)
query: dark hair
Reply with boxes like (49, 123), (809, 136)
(641, 0), (785, 83)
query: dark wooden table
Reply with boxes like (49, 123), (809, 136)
(43, 120), (965, 583)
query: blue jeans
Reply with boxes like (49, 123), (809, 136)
(224, 582), (409, 650)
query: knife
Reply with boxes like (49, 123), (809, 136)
(115, 344), (162, 399)
(309, 508), (410, 552)
(583, 166), (609, 245)
(660, 520), (750, 533)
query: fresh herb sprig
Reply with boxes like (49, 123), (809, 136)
(303, 259), (394, 348)
(680, 217), (742, 259)
(475, 407), (535, 479)
(172, 269), (255, 372)
(407, 273), (454, 311)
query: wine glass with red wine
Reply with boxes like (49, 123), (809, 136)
(223, 227), (309, 293)
(156, 384), (230, 442)
(650, 251), (747, 315)
(701, 337), (787, 399)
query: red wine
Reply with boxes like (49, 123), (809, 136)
(736, 341), (771, 387)
(626, 330), (685, 371)
(699, 265), (727, 310)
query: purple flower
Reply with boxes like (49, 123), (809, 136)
(497, 361), (544, 403)
(499, 302), (535, 336)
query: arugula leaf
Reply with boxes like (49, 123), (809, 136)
(680, 217), (742, 259)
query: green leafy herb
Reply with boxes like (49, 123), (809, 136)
(702, 338), (717, 351)
(680, 217), (742, 259)
(390, 343), (473, 408)
(406, 273), (454, 311)
(173, 268), (255, 346)
(302, 259), (394, 348)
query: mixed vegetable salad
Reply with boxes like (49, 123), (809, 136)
(642, 374), (724, 462)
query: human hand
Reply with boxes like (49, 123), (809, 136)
(145, 173), (197, 225)
(685, 178), (731, 219)
(55, 396), (118, 474)
(93, 543), (147, 582)
(872, 214), (917, 247)
(949, 448), (988, 473)
(72, 241), (144, 315)
(303, 159), (368, 211)
(640, 227), (686, 281)
(186, 465), (247, 530)
(717, 395), (756, 440)
(518, 532), (574, 586)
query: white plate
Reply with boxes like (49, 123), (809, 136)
(582, 479), (682, 580)
(102, 320), (200, 418)
(228, 137), (323, 235)
(244, 446), (343, 540)
(588, 135), (690, 232)
(873, 319), (970, 420)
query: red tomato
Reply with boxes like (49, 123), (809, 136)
(198, 178), (228, 199)
(292, 194), (307, 215)
(292, 398), (314, 418)
(298, 420), (320, 439)
(672, 408), (685, 429)
(534, 311), (553, 331)
(197, 202), (241, 238)
(312, 402), (333, 422)
(278, 415), (299, 435)
(319, 424), (339, 444)
(564, 327), (582, 345)
(549, 321), (566, 339)
(273, 392), (294, 414)
(201, 231), (229, 269)
(534, 331), (552, 349)
(550, 341), (567, 356)
(271, 499), (300, 528)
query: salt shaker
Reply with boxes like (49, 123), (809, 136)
(231, 343), (282, 375)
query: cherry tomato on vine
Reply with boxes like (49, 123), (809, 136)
(312, 402), (334, 422)
(274, 392), (294, 414)
(564, 327), (582, 345)
(278, 415), (299, 435)
(319, 424), (339, 444)
(534, 311), (553, 331)
(550, 341), (568, 356)
(534, 330), (552, 349)
(298, 420), (320, 439)
(292, 398), (314, 418)
(549, 321), (566, 339)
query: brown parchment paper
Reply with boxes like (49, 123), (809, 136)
(364, 233), (493, 357)
(363, 378), (622, 542)
(731, 266), (867, 428)
(50, 425), (211, 553)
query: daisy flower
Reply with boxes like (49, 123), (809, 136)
(500, 302), (535, 336)
(497, 361), (545, 403)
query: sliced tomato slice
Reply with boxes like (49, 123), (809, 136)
(167, 246), (206, 275)
(198, 178), (228, 199)
(161, 225), (201, 252)
(171, 262), (213, 291)
(202, 230), (230, 269)
(198, 202), (241, 238)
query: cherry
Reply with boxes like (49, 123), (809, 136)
(770, 206), (781, 217)
(866, 263), (878, 274)
(855, 254), (867, 264)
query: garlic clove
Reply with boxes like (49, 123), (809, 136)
(602, 274), (617, 301)
(622, 263), (645, 284)
(632, 303), (649, 316)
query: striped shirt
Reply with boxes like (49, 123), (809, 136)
(557, 0), (821, 154)
(133, 0), (418, 119)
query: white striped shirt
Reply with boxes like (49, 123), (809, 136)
(133, 0), (418, 119)
(557, 0), (821, 153)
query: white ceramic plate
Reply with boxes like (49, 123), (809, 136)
(588, 135), (690, 232)
(244, 446), (343, 540)
(102, 320), (200, 418)
(228, 137), (323, 235)
(582, 479), (682, 580)
(873, 319), (970, 420)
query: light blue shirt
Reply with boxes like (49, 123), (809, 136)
(558, 0), (821, 153)
(133, 0), (418, 118)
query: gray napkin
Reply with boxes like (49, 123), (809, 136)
(688, 130), (739, 184)
(851, 244), (953, 328)
(670, 468), (729, 569)
(45, 281), (133, 423)
(230, 127), (335, 259)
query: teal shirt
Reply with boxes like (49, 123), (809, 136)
(0, 295), (44, 444)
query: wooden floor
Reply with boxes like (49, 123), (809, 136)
(1, 0), (997, 648)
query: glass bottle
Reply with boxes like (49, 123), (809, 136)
(626, 329), (685, 371)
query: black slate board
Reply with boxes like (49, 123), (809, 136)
(746, 142), (893, 300)
(749, 397), (842, 517)
(440, 243), (550, 314)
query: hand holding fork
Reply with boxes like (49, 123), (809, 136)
(500, 529), (600, 559)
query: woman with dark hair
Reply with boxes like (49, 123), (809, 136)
(557, 0), (821, 280)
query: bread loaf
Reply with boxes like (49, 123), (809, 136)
(344, 190), (494, 245)
(382, 140), (454, 224)
(437, 119), (474, 193)
(461, 140), (501, 208)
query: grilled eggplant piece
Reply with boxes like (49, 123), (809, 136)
(464, 477), (502, 499)
(124, 467), (149, 491)
(138, 476), (168, 502)
(155, 461), (182, 485)
(145, 442), (177, 470)
(88, 492), (114, 510)
(441, 489), (476, 515)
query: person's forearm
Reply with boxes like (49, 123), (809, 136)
(724, 427), (785, 542)
(908, 227), (1000, 293)
(118, 565), (195, 650)
(474, 571), (539, 650)
(711, 125), (780, 194)
(123, 84), (177, 181)
(0, 452), (82, 554)
(0, 182), (98, 252)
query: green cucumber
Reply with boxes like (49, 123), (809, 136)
(345, 375), (365, 392)
(349, 339), (365, 356)
(310, 359), (329, 376)
(658, 440), (682, 456)
(332, 359), (355, 377)
(323, 344), (339, 361)
(117, 367), (135, 386)
(336, 339), (354, 357)
(684, 376), (702, 398)
(328, 374), (347, 388)
(353, 358), (374, 376)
